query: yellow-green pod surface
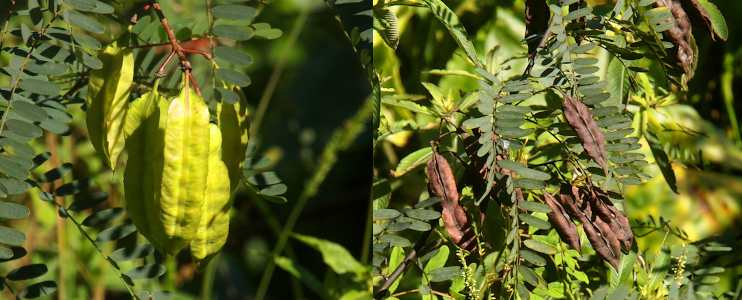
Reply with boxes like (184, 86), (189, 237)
(217, 86), (249, 193)
(123, 90), (168, 252)
(159, 85), (210, 255)
(191, 124), (231, 270)
(86, 30), (133, 170)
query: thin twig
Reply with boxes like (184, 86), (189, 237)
(142, 0), (211, 96)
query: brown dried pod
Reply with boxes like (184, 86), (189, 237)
(557, 87), (608, 175)
(584, 213), (621, 270)
(656, 0), (695, 78)
(590, 188), (633, 253)
(560, 184), (621, 270)
(542, 189), (581, 253)
(427, 148), (477, 252)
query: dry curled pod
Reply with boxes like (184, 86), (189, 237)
(541, 189), (581, 253)
(427, 147), (477, 251)
(560, 184), (621, 270)
(557, 87), (608, 175)
(656, 0), (695, 78)
(589, 188), (633, 253)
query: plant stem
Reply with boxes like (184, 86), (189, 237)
(144, 0), (211, 96)
(251, 1), (311, 137)
(255, 96), (372, 300)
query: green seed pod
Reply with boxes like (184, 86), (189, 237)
(191, 124), (231, 270)
(123, 89), (169, 252)
(158, 83), (211, 255)
(86, 30), (133, 170)
(217, 86), (249, 194)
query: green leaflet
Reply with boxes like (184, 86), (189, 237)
(217, 85), (250, 194)
(123, 89), (168, 253)
(86, 30), (133, 170)
(159, 83), (211, 255)
(420, 0), (480, 67)
(191, 124), (231, 270)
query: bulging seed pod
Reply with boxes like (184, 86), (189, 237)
(123, 89), (168, 252)
(159, 83), (211, 255)
(217, 86), (249, 194)
(86, 29), (133, 170)
(191, 124), (232, 270)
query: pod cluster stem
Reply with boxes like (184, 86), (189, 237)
(131, 0), (212, 97)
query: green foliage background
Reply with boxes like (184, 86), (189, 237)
(373, 0), (742, 298)
(0, 0), (371, 299)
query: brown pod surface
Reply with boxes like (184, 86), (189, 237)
(560, 184), (620, 270)
(558, 88), (608, 174)
(427, 148), (476, 251)
(590, 187), (633, 253)
(542, 189), (581, 253)
(656, 0), (695, 78)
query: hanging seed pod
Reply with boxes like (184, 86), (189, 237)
(427, 148), (476, 251)
(123, 89), (168, 252)
(541, 189), (581, 253)
(191, 124), (232, 270)
(560, 184), (620, 270)
(86, 29), (134, 170)
(557, 88), (607, 175)
(158, 82), (211, 255)
(217, 85), (250, 194)
(656, 0), (695, 78)
(590, 188), (633, 253)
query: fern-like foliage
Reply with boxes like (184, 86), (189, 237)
(0, 0), (280, 298)
(373, 0), (734, 299)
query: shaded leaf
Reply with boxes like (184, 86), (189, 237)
(215, 46), (253, 67)
(292, 233), (365, 274)
(124, 264), (166, 280)
(7, 264), (47, 281)
(395, 147), (433, 177)
(211, 5), (257, 20)
(428, 266), (461, 282)
(110, 244), (155, 262)
(520, 213), (550, 229)
(0, 202), (30, 219)
(20, 281), (57, 299)
(81, 207), (125, 227)
(19, 79), (60, 96)
(54, 178), (93, 196)
(216, 68), (251, 87)
(213, 24), (254, 41)
(645, 129), (677, 193)
(38, 163), (73, 183)
(11, 100), (48, 122)
(0, 226), (26, 245)
(96, 221), (137, 242)
(518, 201), (552, 213)
(68, 191), (109, 211)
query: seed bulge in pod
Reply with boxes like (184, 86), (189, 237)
(191, 124), (232, 270)
(159, 83), (210, 255)
(123, 90), (168, 253)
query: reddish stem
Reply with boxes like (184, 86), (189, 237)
(155, 50), (176, 78)
(135, 0), (210, 97)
